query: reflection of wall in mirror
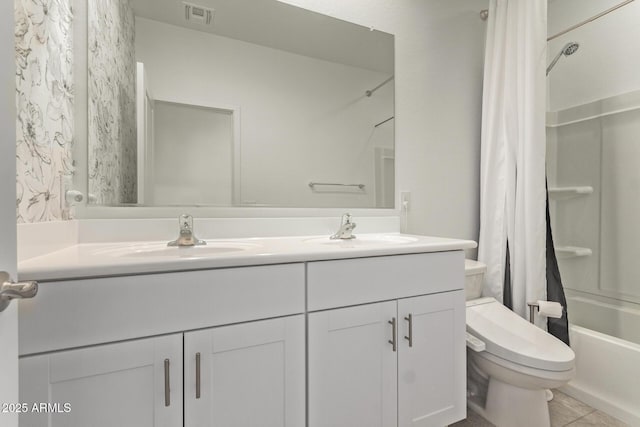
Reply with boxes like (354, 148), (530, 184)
(374, 147), (394, 209)
(151, 101), (234, 206)
(88, 0), (138, 205)
(135, 17), (394, 208)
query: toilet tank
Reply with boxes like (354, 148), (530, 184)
(465, 259), (486, 300)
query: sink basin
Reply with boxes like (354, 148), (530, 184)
(95, 242), (259, 259)
(304, 234), (419, 246)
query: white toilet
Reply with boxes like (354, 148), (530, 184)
(464, 259), (575, 427)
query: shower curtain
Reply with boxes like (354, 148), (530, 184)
(477, 0), (548, 326)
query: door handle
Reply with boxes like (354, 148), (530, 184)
(388, 317), (397, 352)
(195, 352), (201, 399)
(0, 272), (38, 312)
(164, 359), (171, 407)
(404, 314), (413, 347)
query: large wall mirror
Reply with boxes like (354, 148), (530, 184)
(86, 0), (395, 208)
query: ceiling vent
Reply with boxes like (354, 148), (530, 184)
(183, 2), (214, 26)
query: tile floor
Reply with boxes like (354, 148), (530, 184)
(450, 389), (629, 427)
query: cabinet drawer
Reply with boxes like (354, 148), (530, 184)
(307, 251), (464, 311)
(19, 263), (305, 355)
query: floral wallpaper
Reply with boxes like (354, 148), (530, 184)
(15, 0), (74, 222)
(88, 0), (137, 205)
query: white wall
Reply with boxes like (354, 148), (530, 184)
(135, 17), (393, 208)
(548, 0), (640, 111)
(278, 0), (487, 242)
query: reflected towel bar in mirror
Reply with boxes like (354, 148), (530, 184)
(308, 182), (366, 190)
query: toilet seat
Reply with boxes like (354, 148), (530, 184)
(466, 298), (574, 372)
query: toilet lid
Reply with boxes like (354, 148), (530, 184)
(466, 298), (575, 372)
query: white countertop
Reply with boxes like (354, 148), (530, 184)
(18, 233), (477, 281)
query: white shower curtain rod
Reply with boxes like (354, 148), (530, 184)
(479, 0), (635, 41)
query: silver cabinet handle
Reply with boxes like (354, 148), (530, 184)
(164, 359), (170, 407)
(0, 272), (37, 312)
(388, 317), (397, 352)
(195, 352), (201, 399)
(404, 314), (413, 347)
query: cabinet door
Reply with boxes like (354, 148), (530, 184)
(308, 301), (398, 427)
(185, 315), (305, 427)
(19, 334), (183, 427)
(397, 290), (466, 427)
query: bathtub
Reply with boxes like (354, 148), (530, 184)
(561, 295), (640, 426)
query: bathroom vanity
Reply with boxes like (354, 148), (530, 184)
(17, 234), (473, 427)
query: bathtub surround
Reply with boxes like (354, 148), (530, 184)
(547, 1), (640, 423)
(549, 77), (640, 310)
(547, 92), (640, 424)
(15, 0), (74, 222)
(477, 0), (548, 322)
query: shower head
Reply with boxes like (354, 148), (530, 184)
(563, 42), (579, 55)
(546, 42), (580, 76)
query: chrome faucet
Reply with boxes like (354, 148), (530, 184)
(167, 214), (206, 247)
(331, 213), (356, 240)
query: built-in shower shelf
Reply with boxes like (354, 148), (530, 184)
(549, 186), (594, 198)
(555, 246), (592, 258)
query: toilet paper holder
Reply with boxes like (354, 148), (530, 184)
(527, 302), (540, 324)
(527, 301), (564, 323)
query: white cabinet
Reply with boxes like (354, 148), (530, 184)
(184, 315), (305, 427)
(21, 315), (305, 427)
(309, 291), (465, 427)
(19, 264), (305, 355)
(19, 250), (467, 427)
(307, 250), (466, 427)
(308, 301), (398, 427)
(19, 264), (306, 427)
(20, 334), (183, 427)
(397, 291), (466, 427)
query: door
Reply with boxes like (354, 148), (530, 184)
(0, 1), (19, 425)
(19, 334), (183, 427)
(185, 315), (305, 427)
(397, 291), (466, 427)
(308, 301), (398, 427)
